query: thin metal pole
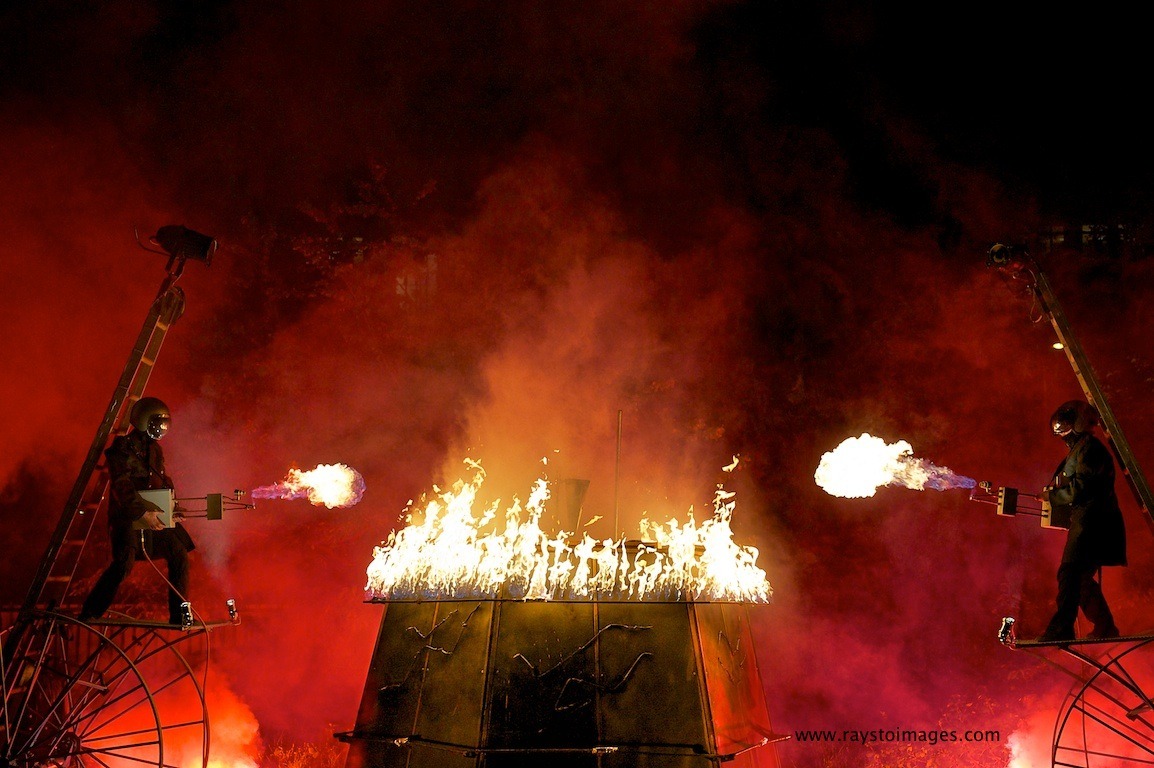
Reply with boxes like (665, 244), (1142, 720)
(614, 410), (622, 538)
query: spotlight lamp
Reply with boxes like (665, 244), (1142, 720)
(985, 242), (1034, 278)
(138, 224), (218, 277)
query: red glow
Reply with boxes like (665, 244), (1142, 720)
(2, 5), (1153, 768)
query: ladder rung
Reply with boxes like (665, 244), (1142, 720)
(60, 539), (86, 547)
(45, 575), (71, 583)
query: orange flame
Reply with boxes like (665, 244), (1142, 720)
(251, 463), (366, 508)
(814, 433), (975, 498)
(366, 459), (771, 603)
(153, 667), (261, 768)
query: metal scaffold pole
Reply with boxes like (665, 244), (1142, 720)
(988, 243), (1154, 538)
(2, 225), (221, 768)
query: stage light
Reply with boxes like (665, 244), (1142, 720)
(144, 224), (217, 277)
(154, 225), (216, 264)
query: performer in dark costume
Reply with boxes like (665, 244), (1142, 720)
(80, 397), (195, 625)
(1037, 400), (1126, 642)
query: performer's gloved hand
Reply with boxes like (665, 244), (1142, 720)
(140, 509), (166, 531)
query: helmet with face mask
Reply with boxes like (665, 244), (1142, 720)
(129, 397), (172, 440)
(1050, 400), (1099, 438)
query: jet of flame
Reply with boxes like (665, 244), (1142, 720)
(814, 433), (976, 498)
(251, 463), (366, 508)
(366, 459), (771, 603)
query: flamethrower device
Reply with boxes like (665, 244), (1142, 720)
(969, 480), (1072, 530)
(174, 489), (256, 521)
(130, 489), (254, 529)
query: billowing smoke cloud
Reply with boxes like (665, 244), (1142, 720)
(3, 3), (1154, 767)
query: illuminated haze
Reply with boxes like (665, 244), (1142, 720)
(2, 3), (1153, 766)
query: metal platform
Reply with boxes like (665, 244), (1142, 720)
(1, 609), (237, 768)
(1011, 632), (1154, 649)
(999, 618), (1154, 766)
(1, 228), (223, 768)
(81, 616), (240, 631)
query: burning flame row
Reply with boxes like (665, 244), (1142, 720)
(366, 460), (771, 603)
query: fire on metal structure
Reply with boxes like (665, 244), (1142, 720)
(365, 459), (771, 603)
(340, 459), (783, 768)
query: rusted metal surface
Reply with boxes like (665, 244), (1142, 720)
(339, 600), (781, 768)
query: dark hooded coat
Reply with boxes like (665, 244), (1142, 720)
(105, 429), (195, 551)
(1048, 432), (1126, 566)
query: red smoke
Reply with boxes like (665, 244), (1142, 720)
(3, 3), (1154, 767)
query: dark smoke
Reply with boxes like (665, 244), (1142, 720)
(3, 3), (1153, 766)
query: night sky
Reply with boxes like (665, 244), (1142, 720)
(3, 3), (1153, 767)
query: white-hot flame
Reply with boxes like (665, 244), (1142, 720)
(366, 460), (771, 603)
(251, 463), (366, 508)
(814, 433), (975, 498)
(1006, 732), (1034, 768)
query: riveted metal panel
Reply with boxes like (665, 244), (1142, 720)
(346, 601), (438, 768)
(694, 603), (776, 767)
(408, 601), (495, 767)
(482, 601), (598, 768)
(343, 600), (780, 768)
(597, 601), (710, 768)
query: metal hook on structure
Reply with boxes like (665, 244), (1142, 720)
(133, 226), (170, 257)
(998, 617), (1017, 645)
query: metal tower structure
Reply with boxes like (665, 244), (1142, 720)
(1000, 623), (1154, 766)
(987, 240), (1154, 767)
(338, 597), (784, 768)
(1, 226), (232, 768)
(987, 242), (1154, 536)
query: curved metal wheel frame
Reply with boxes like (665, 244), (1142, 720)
(1051, 638), (1154, 767)
(1, 611), (209, 768)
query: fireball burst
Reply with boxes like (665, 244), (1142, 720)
(814, 433), (975, 498)
(366, 460), (771, 603)
(251, 463), (366, 508)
